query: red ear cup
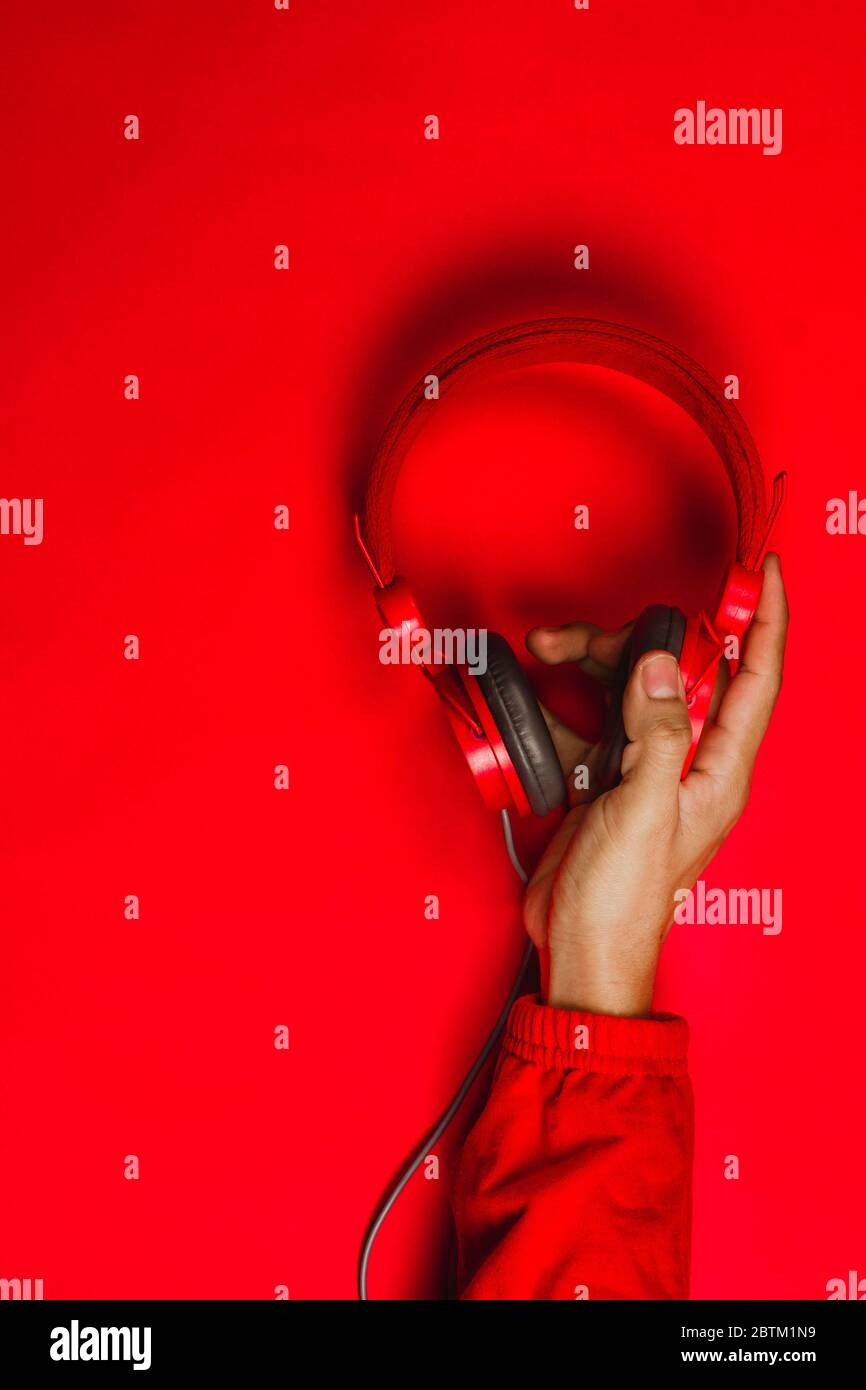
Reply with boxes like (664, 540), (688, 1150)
(470, 634), (566, 817)
(596, 605), (687, 792)
(367, 575), (563, 818)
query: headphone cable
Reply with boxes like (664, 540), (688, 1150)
(357, 809), (531, 1300)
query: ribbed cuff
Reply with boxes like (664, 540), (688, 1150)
(503, 994), (690, 1077)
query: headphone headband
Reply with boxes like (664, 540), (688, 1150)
(361, 317), (767, 586)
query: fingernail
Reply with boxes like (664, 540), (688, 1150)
(641, 653), (681, 699)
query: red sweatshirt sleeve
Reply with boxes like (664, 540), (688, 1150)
(451, 993), (694, 1300)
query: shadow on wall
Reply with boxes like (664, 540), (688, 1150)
(343, 219), (734, 518)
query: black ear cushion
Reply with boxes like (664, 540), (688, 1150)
(596, 604), (687, 792)
(472, 633), (566, 816)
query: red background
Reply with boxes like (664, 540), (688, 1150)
(1, 0), (863, 1300)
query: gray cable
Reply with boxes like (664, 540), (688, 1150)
(499, 806), (529, 887)
(357, 809), (531, 1301)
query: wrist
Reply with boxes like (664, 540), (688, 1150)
(547, 934), (659, 1017)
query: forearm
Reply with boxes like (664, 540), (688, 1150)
(452, 994), (694, 1300)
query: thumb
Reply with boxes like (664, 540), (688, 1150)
(619, 650), (691, 812)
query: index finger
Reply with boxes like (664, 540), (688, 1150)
(526, 620), (633, 682)
(687, 553), (788, 784)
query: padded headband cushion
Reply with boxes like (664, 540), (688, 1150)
(472, 633), (566, 817)
(362, 318), (767, 585)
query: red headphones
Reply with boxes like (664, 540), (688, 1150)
(355, 318), (785, 817)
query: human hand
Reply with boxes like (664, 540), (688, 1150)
(522, 555), (789, 1017)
